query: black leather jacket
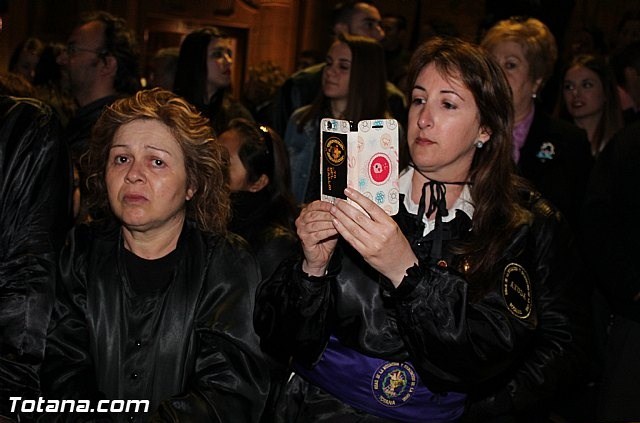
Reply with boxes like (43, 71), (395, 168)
(41, 220), (270, 422)
(254, 193), (590, 421)
(0, 96), (72, 421)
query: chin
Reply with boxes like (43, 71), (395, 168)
(118, 211), (150, 227)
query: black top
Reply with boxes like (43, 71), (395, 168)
(124, 248), (178, 295)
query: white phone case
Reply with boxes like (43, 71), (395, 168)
(320, 118), (399, 215)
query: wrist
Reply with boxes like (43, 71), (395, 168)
(301, 260), (327, 277)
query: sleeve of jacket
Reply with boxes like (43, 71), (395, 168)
(0, 97), (73, 421)
(151, 238), (271, 422)
(391, 206), (589, 415)
(255, 230), (299, 280)
(390, 260), (535, 393)
(39, 226), (112, 423)
(254, 252), (342, 367)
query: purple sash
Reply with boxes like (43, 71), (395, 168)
(294, 336), (466, 422)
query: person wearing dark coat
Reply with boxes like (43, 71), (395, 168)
(481, 17), (593, 229)
(0, 96), (72, 422)
(219, 118), (298, 279)
(582, 121), (640, 422)
(255, 37), (590, 423)
(40, 89), (270, 422)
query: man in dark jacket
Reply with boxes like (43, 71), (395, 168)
(58, 11), (140, 221)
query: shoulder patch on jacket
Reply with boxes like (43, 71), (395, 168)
(502, 263), (532, 319)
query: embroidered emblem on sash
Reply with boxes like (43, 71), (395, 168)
(502, 263), (532, 319)
(371, 362), (417, 407)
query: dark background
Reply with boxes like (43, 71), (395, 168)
(0, 0), (632, 97)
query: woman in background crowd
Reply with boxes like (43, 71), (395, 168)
(284, 32), (394, 204)
(173, 26), (253, 135)
(219, 117), (298, 278)
(481, 17), (593, 227)
(8, 37), (44, 83)
(557, 54), (624, 156)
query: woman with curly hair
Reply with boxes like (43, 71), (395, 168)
(41, 88), (270, 422)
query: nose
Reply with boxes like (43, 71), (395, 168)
(568, 86), (581, 98)
(124, 160), (145, 183)
(375, 24), (385, 41)
(324, 63), (336, 78)
(417, 104), (433, 129)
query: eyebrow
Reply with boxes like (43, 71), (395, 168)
(210, 46), (229, 51)
(413, 84), (466, 101)
(326, 55), (352, 64)
(110, 144), (173, 155)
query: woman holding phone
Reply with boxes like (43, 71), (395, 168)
(255, 37), (589, 422)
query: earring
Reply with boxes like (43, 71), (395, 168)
(475, 140), (484, 149)
(532, 92), (537, 99)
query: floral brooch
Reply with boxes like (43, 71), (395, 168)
(536, 141), (555, 162)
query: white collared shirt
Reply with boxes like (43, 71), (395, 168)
(398, 167), (475, 236)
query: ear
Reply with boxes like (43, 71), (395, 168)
(532, 77), (544, 97)
(333, 22), (349, 36)
(186, 186), (196, 201)
(248, 174), (269, 193)
(100, 55), (118, 78)
(477, 126), (492, 143)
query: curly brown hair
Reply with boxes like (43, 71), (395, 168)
(85, 88), (230, 233)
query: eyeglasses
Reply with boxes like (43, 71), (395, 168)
(65, 43), (107, 57)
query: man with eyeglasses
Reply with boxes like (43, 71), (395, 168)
(58, 10), (140, 222)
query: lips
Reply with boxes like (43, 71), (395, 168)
(122, 193), (147, 203)
(415, 136), (436, 146)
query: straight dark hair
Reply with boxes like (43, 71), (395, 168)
(297, 32), (389, 130)
(174, 26), (228, 106)
(406, 37), (533, 290)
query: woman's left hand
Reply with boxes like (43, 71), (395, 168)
(331, 187), (418, 287)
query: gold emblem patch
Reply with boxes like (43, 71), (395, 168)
(502, 263), (532, 319)
(325, 136), (346, 166)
